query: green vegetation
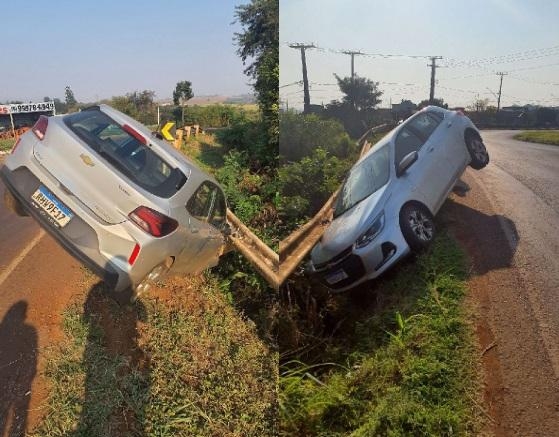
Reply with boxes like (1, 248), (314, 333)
(0, 138), (15, 152)
(32, 276), (277, 436)
(235, 0), (279, 154)
(279, 232), (483, 436)
(514, 130), (559, 146)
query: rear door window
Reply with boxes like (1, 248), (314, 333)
(64, 108), (186, 198)
(186, 181), (227, 229)
(407, 112), (442, 140)
(394, 127), (424, 165)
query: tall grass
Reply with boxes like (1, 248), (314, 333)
(279, 233), (484, 436)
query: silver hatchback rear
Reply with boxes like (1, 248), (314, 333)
(1, 105), (228, 300)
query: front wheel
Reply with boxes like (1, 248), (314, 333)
(466, 134), (489, 170)
(399, 203), (436, 252)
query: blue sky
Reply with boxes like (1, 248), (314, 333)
(0, 0), (252, 103)
(280, 0), (559, 109)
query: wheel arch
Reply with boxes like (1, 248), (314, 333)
(464, 127), (481, 142)
(399, 199), (433, 219)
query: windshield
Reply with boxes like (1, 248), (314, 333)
(64, 109), (186, 198)
(334, 144), (390, 218)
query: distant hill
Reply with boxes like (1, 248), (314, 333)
(156, 94), (256, 106)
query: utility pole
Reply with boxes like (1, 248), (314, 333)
(341, 50), (363, 79)
(427, 56), (443, 104)
(496, 72), (508, 111)
(289, 43), (315, 113)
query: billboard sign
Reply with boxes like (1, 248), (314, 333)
(0, 101), (55, 115)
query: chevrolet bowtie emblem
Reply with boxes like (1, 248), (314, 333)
(80, 154), (95, 167)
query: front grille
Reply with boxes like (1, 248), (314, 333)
(313, 245), (353, 271)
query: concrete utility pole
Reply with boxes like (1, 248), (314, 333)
(496, 72), (508, 111)
(342, 50), (364, 79)
(427, 56), (443, 104)
(289, 43), (315, 113)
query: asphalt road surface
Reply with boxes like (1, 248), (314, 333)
(449, 130), (559, 436)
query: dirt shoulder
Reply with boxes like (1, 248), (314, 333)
(445, 168), (559, 436)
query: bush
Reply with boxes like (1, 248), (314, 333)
(280, 111), (356, 162)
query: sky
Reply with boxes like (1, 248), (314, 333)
(280, 0), (559, 109)
(0, 0), (253, 103)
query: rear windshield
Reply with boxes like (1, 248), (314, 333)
(64, 109), (186, 198)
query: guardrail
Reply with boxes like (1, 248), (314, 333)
(220, 124), (393, 290)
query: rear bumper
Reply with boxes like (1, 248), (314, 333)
(1, 165), (121, 289)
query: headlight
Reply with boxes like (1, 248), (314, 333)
(354, 211), (385, 249)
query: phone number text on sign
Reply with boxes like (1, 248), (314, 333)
(8, 102), (55, 114)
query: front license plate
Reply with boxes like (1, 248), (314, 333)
(325, 269), (349, 285)
(31, 186), (74, 228)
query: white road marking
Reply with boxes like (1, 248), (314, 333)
(0, 229), (45, 288)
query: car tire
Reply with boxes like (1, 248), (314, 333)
(4, 188), (28, 217)
(399, 203), (436, 252)
(465, 133), (489, 170)
(133, 259), (172, 301)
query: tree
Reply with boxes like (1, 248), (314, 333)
(417, 98), (448, 109)
(172, 81), (193, 106)
(235, 0), (279, 153)
(65, 86), (77, 108)
(467, 98), (490, 112)
(109, 90), (156, 125)
(324, 74), (383, 138)
(334, 74), (382, 111)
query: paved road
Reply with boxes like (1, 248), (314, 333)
(453, 130), (559, 435)
(0, 158), (84, 434)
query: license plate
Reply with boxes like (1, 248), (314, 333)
(31, 186), (73, 228)
(325, 269), (349, 285)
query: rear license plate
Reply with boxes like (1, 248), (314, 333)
(325, 269), (349, 285)
(31, 186), (73, 228)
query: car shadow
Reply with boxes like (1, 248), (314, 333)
(439, 197), (519, 276)
(75, 282), (150, 436)
(0, 301), (37, 437)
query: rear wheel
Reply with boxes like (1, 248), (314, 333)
(399, 203), (436, 252)
(133, 259), (173, 300)
(466, 133), (489, 169)
(4, 189), (28, 216)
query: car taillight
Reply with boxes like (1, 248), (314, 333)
(32, 115), (49, 140)
(129, 206), (178, 237)
(10, 137), (22, 154)
(123, 124), (147, 145)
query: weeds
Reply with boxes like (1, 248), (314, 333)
(279, 233), (483, 436)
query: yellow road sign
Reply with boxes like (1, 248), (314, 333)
(160, 121), (176, 141)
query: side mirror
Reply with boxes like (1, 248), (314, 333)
(397, 151), (419, 177)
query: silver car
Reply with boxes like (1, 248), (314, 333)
(1, 104), (229, 301)
(309, 106), (489, 291)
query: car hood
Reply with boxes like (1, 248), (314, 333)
(311, 183), (390, 264)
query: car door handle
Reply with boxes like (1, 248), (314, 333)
(190, 227), (199, 234)
(428, 146), (435, 152)
(447, 121), (453, 127)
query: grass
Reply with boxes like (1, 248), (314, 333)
(31, 275), (277, 436)
(514, 130), (559, 146)
(0, 137), (15, 151)
(279, 232), (484, 436)
(181, 133), (227, 173)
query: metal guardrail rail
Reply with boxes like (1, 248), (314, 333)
(222, 124), (393, 290)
